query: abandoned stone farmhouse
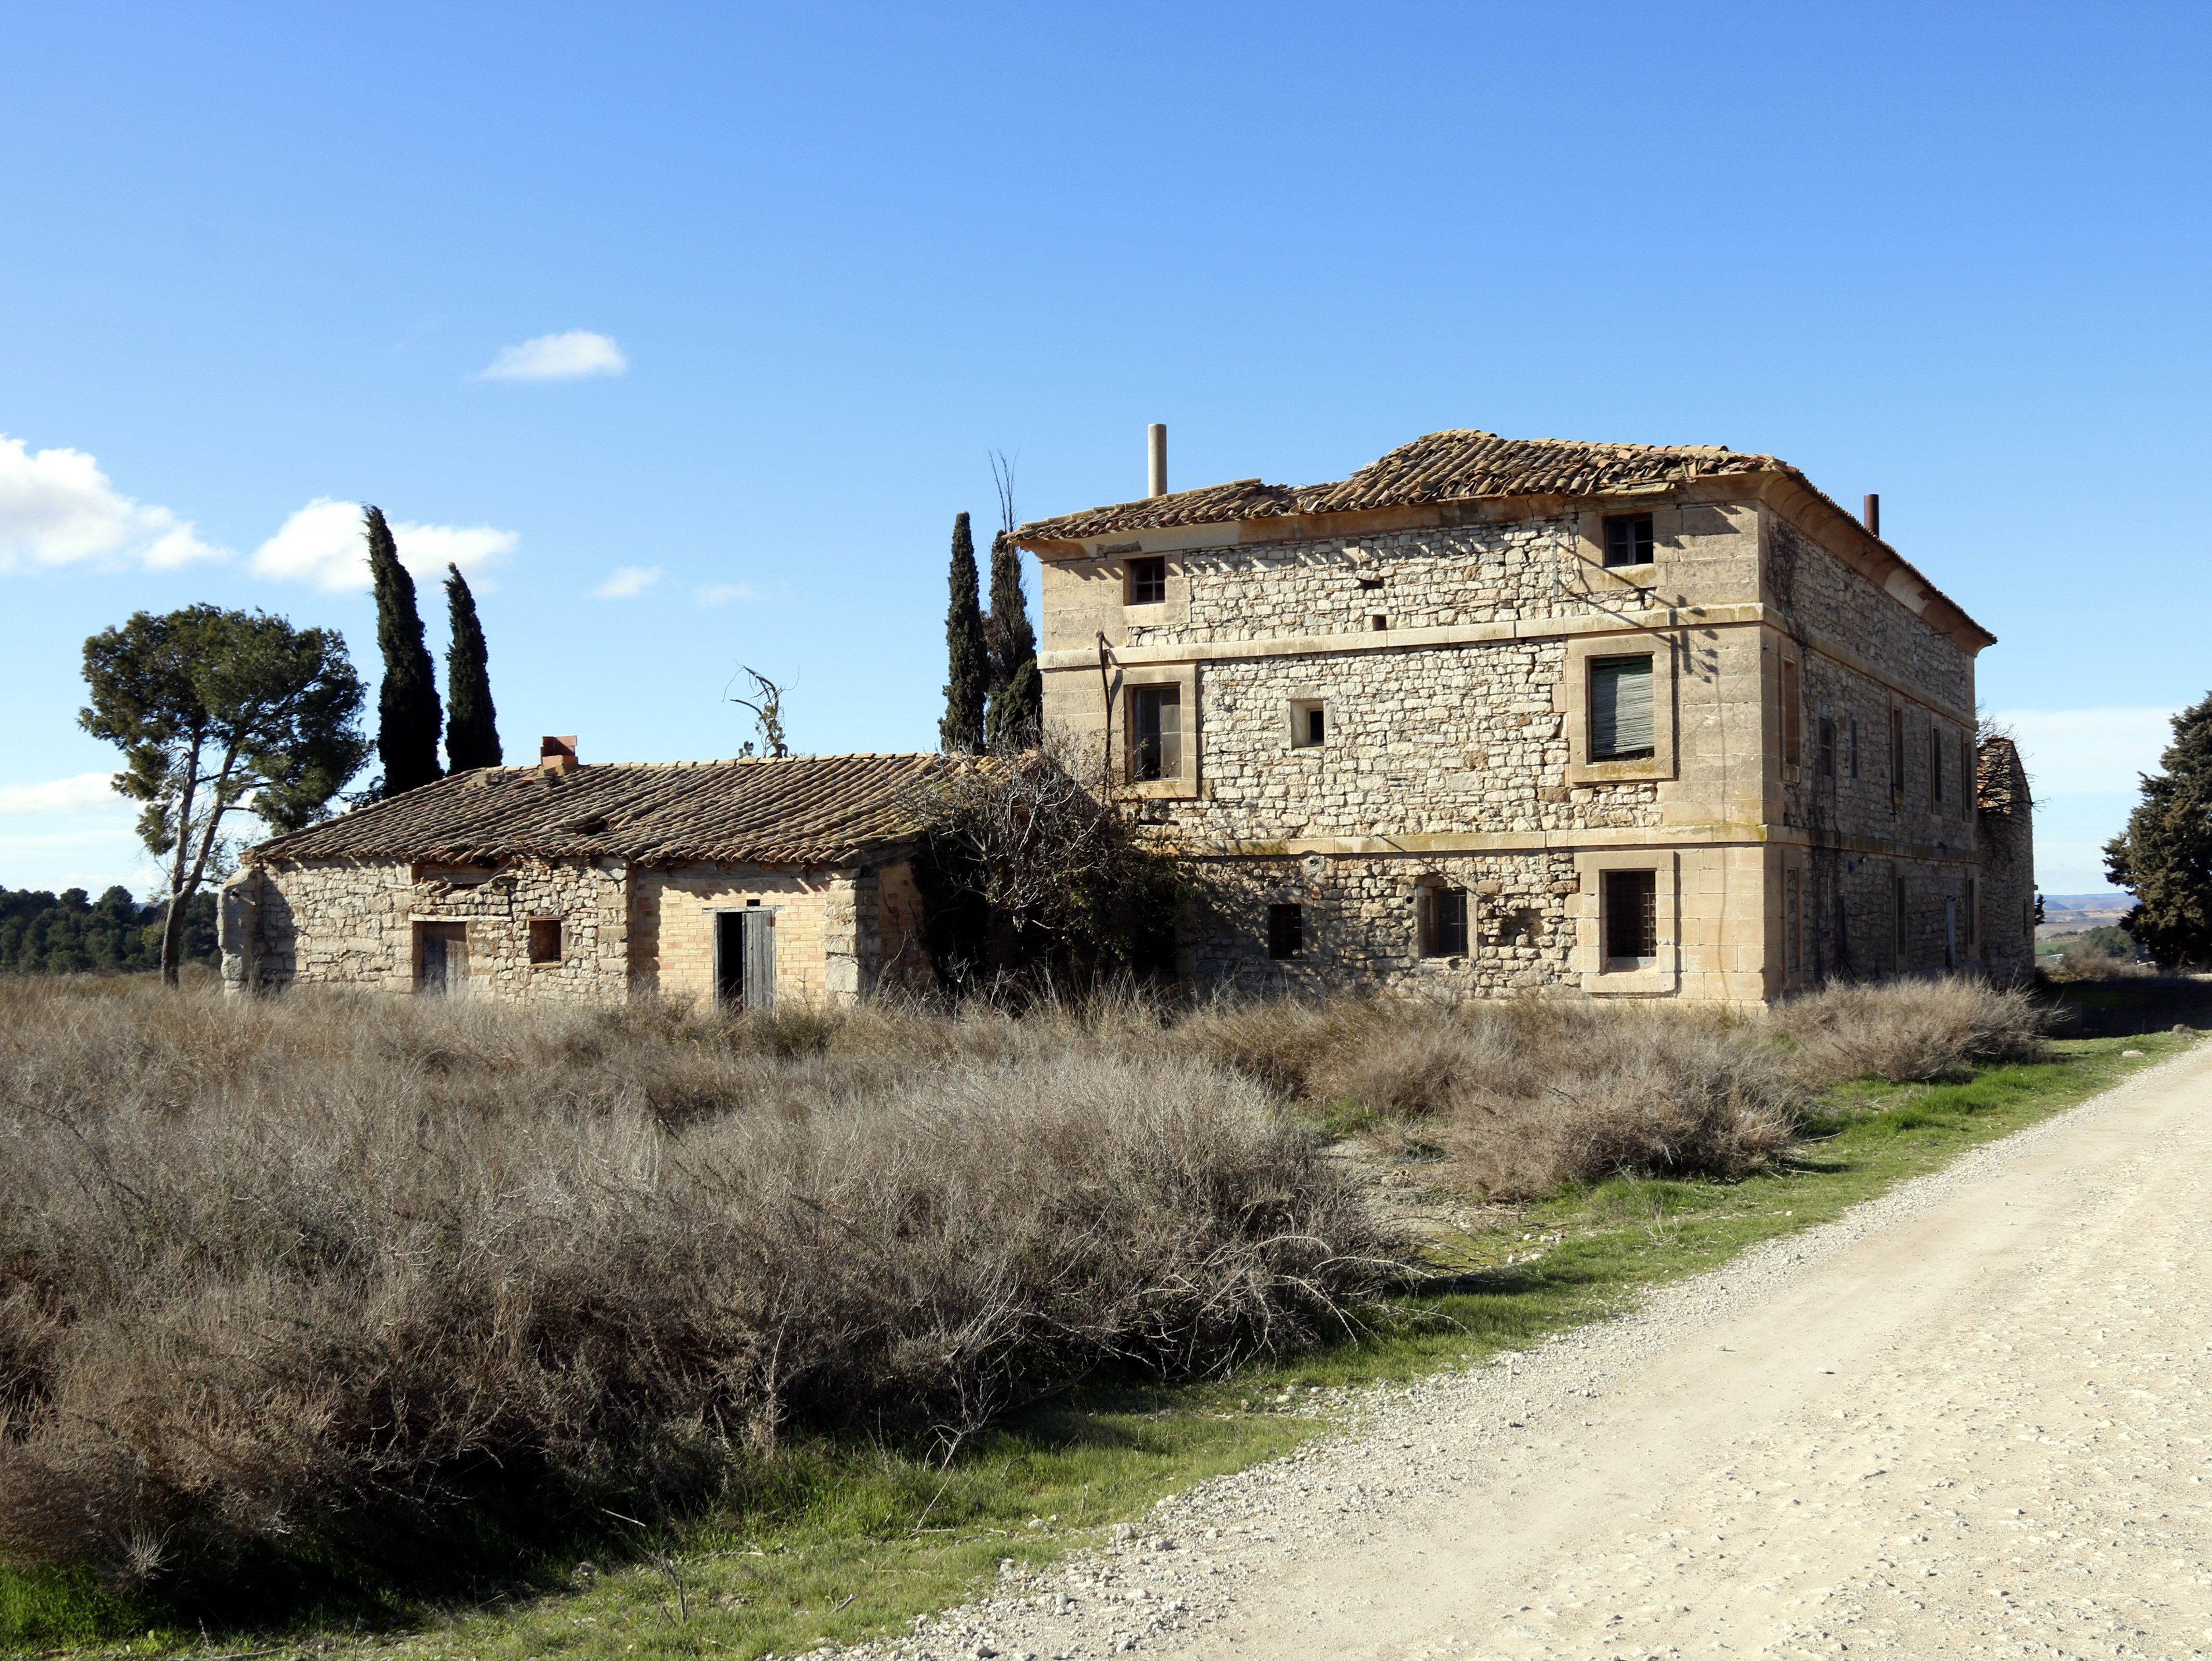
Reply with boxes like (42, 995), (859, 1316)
(1014, 427), (2034, 1003)
(221, 748), (938, 1006)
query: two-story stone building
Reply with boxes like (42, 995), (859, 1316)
(1014, 428), (2033, 1003)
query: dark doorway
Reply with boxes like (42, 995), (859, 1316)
(715, 909), (777, 1013)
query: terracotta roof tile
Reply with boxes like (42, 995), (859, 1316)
(251, 753), (943, 868)
(1015, 429), (1789, 543)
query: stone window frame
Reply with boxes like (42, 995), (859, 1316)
(1411, 874), (1471, 962)
(1118, 661), (1201, 800)
(527, 917), (564, 965)
(1286, 695), (1328, 750)
(1571, 849), (1679, 996)
(1778, 649), (1803, 783)
(1107, 548), (1188, 625)
(1562, 631), (1679, 786)
(1573, 500), (1682, 591)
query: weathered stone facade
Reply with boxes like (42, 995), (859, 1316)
(1017, 429), (2031, 1002)
(223, 754), (942, 1008)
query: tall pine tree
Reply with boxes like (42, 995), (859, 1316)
(2105, 691), (2212, 965)
(365, 506), (443, 797)
(984, 529), (1041, 751)
(939, 511), (988, 754)
(442, 563), (502, 771)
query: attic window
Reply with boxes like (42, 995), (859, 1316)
(1604, 513), (1655, 568)
(529, 919), (563, 964)
(1126, 557), (1167, 605)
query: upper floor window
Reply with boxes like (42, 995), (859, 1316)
(1888, 707), (1906, 803)
(1603, 513), (1655, 568)
(1290, 699), (1327, 748)
(1929, 727), (1944, 813)
(1780, 657), (1803, 772)
(1126, 557), (1167, 606)
(1817, 716), (1837, 778)
(1850, 715), (1861, 778)
(1419, 886), (1469, 958)
(1590, 655), (1655, 761)
(1128, 685), (1181, 781)
(1959, 732), (1974, 815)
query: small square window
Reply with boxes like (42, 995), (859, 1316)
(1420, 886), (1469, 958)
(529, 918), (563, 964)
(1370, 614), (1388, 631)
(1603, 513), (1655, 568)
(1267, 903), (1303, 960)
(1126, 557), (1167, 606)
(1496, 907), (1538, 945)
(1290, 699), (1327, 748)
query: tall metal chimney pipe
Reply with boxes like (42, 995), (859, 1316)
(1862, 493), (1880, 537)
(1147, 423), (1167, 499)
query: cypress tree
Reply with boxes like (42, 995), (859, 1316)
(2105, 691), (2212, 966)
(984, 529), (1041, 752)
(365, 505), (443, 797)
(939, 512), (988, 754)
(442, 562), (502, 771)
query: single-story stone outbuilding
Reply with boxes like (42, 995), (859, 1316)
(221, 749), (941, 1008)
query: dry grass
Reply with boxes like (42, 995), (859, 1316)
(0, 980), (1388, 1578)
(0, 972), (2051, 1584)
(1186, 977), (2051, 1200)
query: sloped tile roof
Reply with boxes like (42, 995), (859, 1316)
(251, 753), (944, 868)
(1015, 430), (1789, 542)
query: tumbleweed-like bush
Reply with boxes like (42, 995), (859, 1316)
(0, 979), (1389, 1576)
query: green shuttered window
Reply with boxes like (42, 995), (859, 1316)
(1590, 656), (1655, 760)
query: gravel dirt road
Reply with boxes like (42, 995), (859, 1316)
(870, 1042), (2212, 1661)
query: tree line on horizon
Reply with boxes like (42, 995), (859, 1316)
(0, 885), (218, 976)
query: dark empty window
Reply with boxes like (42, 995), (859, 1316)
(1929, 727), (1944, 813)
(1849, 715), (1860, 778)
(1420, 887), (1469, 958)
(1371, 613), (1388, 631)
(1291, 699), (1326, 748)
(1267, 903), (1303, 959)
(1781, 658), (1802, 771)
(1603, 869), (1658, 962)
(528, 918), (562, 963)
(1590, 656), (1655, 760)
(1888, 707), (1906, 802)
(1817, 716), (1837, 778)
(1959, 733), (1974, 815)
(1126, 557), (1167, 605)
(1604, 513), (1655, 567)
(1129, 685), (1181, 781)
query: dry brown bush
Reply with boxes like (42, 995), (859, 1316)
(1185, 977), (2052, 1198)
(1768, 976), (2051, 1083)
(0, 979), (1389, 1576)
(2048, 942), (2156, 982)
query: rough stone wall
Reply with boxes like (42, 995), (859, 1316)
(873, 858), (936, 995)
(1174, 641), (1660, 843)
(1976, 742), (2037, 985)
(226, 857), (631, 1001)
(1191, 850), (1580, 995)
(1785, 646), (1979, 853)
(1765, 514), (1974, 715)
(1129, 518), (1582, 648)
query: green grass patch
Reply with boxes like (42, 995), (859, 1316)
(6, 1026), (2193, 1661)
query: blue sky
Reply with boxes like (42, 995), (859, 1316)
(2, 1), (2205, 898)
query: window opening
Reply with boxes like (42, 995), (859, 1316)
(1590, 656), (1655, 761)
(1893, 874), (1908, 970)
(1370, 614), (1388, 631)
(528, 918), (563, 963)
(1128, 685), (1182, 781)
(1960, 733), (1974, 814)
(1850, 715), (1860, 779)
(1126, 557), (1167, 605)
(1786, 869), (1801, 976)
(1290, 699), (1327, 748)
(1817, 716), (1837, 778)
(1929, 727), (1944, 813)
(1420, 886), (1469, 958)
(1497, 907), (1537, 945)
(1602, 869), (1658, 964)
(1267, 903), (1303, 960)
(1603, 513), (1655, 567)
(1888, 707), (1905, 805)
(1966, 878), (1978, 951)
(1781, 657), (1802, 771)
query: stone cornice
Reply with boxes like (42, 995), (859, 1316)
(1153, 821), (1982, 864)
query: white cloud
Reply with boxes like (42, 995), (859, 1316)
(594, 565), (663, 599)
(479, 330), (628, 382)
(250, 498), (518, 593)
(1988, 707), (2177, 797)
(0, 772), (123, 814)
(0, 435), (224, 572)
(694, 582), (758, 606)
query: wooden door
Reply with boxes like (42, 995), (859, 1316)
(714, 910), (776, 1013)
(417, 922), (468, 994)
